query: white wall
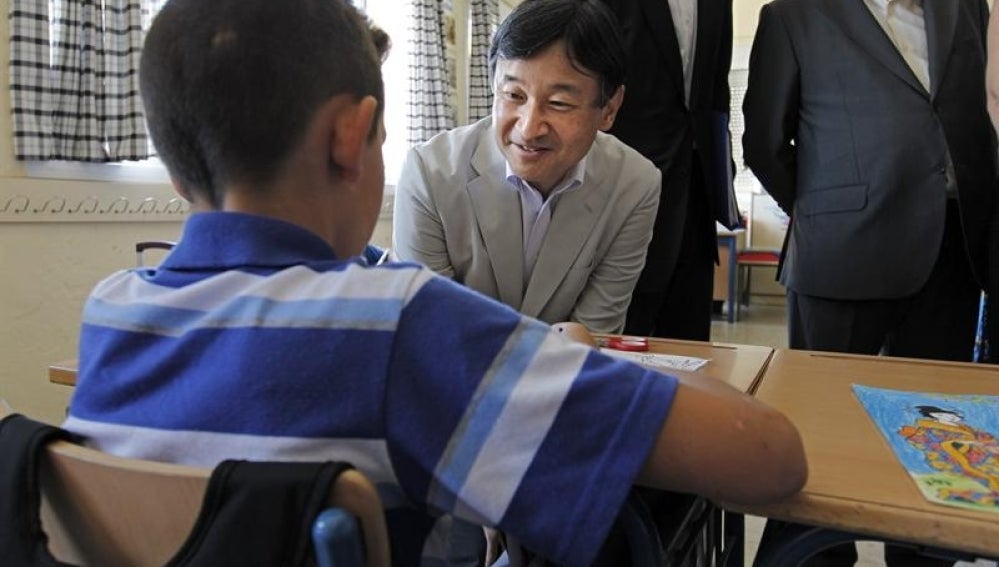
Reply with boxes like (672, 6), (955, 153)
(735, 0), (767, 47)
(0, 1), (165, 421)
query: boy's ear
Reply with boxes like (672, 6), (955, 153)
(329, 96), (379, 183)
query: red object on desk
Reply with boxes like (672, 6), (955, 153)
(603, 337), (649, 352)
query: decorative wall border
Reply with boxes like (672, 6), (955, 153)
(0, 179), (188, 223)
(0, 180), (395, 223)
(0, 193), (190, 222)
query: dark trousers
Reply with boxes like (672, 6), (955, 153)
(788, 201), (980, 362)
(786, 201), (978, 567)
(625, 165), (716, 341)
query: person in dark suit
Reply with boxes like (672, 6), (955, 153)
(597, 0), (735, 341)
(744, 0), (996, 564)
(744, 0), (993, 362)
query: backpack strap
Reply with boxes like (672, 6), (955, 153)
(0, 414), (77, 567)
(167, 459), (354, 567)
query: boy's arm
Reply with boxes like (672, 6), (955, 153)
(636, 372), (807, 505)
(553, 320), (807, 505)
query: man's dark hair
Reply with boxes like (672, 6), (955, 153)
(487, 0), (626, 107)
(140, 0), (384, 207)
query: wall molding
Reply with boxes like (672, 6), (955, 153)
(0, 179), (395, 224)
(0, 179), (187, 223)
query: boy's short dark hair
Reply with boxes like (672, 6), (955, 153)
(487, 0), (626, 107)
(140, 0), (384, 207)
(369, 23), (392, 63)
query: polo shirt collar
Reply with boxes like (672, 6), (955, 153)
(160, 212), (343, 271)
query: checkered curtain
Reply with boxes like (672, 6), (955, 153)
(467, 0), (497, 123)
(407, 0), (454, 145)
(9, 0), (163, 162)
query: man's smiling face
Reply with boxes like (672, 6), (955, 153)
(492, 40), (622, 195)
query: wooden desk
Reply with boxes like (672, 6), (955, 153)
(733, 349), (999, 560)
(50, 339), (773, 395)
(638, 337), (772, 395)
(49, 359), (78, 387)
(51, 339), (769, 564)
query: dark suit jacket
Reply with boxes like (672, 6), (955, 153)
(601, 0), (734, 291)
(743, 0), (996, 300)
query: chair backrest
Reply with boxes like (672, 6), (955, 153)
(135, 240), (176, 267)
(313, 508), (366, 567)
(0, 403), (390, 567)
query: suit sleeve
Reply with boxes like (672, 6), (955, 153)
(713, 0), (734, 113)
(569, 169), (661, 333)
(741, 3), (800, 214)
(392, 148), (456, 279)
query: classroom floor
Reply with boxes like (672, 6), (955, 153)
(710, 298), (996, 567)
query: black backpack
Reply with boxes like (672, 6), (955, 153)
(0, 413), (350, 567)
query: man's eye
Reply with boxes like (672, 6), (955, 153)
(502, 91), (525, 102)
(549, 100), (574, 110)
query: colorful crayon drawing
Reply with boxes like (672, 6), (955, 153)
(853, 385), (999, 514)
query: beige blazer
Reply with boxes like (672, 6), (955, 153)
(393, 118), (660, 333)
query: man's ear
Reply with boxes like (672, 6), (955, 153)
(599, 85), (625, 131)
(329, 95), (379, 183)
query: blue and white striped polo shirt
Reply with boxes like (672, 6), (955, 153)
(65, 212), (677, 567)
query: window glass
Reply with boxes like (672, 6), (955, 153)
(364, 1), (414, 187)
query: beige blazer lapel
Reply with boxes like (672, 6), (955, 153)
(520, 154), (607, 319)
(467, 132), (525, 309)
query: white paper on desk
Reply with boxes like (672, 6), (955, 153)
(600, 349), (709, 372)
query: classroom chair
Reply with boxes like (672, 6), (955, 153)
(0, 402), (390, 567)
(735, 248), (780, 312)
(135, 240), (392, 268)
(735, 192), (785, 318)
